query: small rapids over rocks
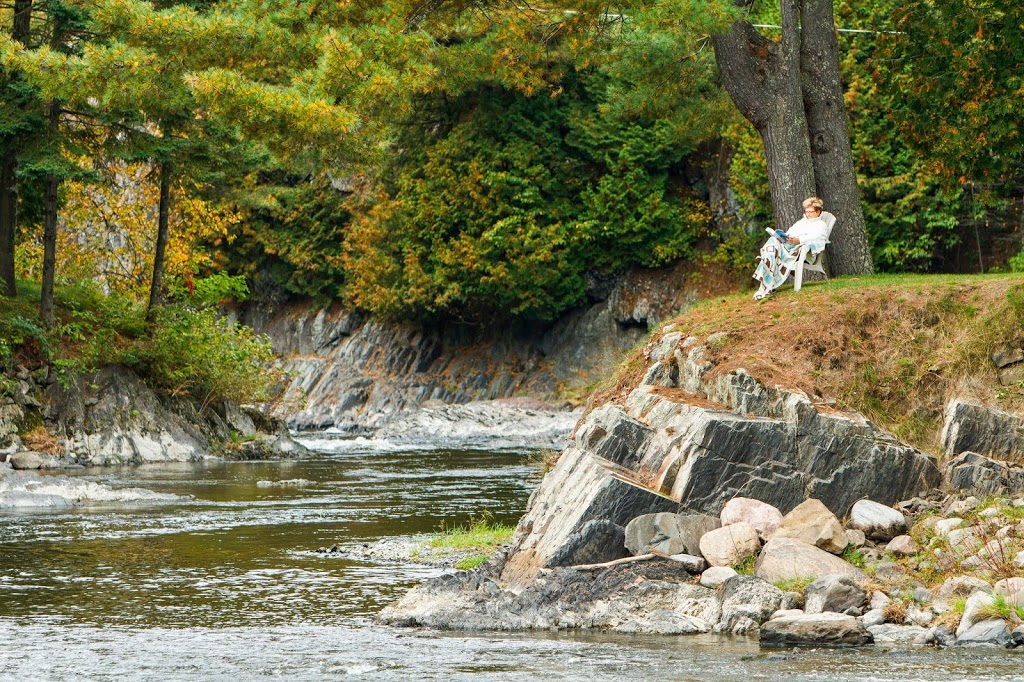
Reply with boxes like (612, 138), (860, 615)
(0, 469), (188, 509)
(295, 401), (581, 454)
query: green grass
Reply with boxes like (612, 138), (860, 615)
(841, 545), (866, 568)
(428, 517), (516, 552)
(455, 554), (490, 570)
(772, 576), (815, 593)
(731, 553), (758, 575)
(974, 593), (1024, 623)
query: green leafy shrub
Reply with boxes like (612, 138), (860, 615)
(132, 305), (279, 407)
(2, 279), (279, 408)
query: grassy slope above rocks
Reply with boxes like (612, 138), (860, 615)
(592, 273), (1024, 457)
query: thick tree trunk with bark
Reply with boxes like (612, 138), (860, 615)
(799, 0), (873, 275)
(0, 0), (33, 298)
(147, 160), (172, 315)
(712, 0), (816, 229)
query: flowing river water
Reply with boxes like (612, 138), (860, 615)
(1, 434), (1021, 681)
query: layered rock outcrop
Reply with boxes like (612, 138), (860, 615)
(239, 265), (721, 432)
(499, 332), (941, 584)
(1, 365), (303, 467)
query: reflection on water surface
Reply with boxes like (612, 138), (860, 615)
(0, 439), (1020, 681)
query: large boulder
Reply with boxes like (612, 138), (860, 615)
(756, 538), (866, 583)
(699, 522), (761, 567)
(9, 451), (48, 470)
(773, 498), (848, 555)
(624, 512), (719, 556)
(956, 619), (1012, 648)
(957, 592), (997, 638)
(717, 576), (784, 633)
(848, 500), (908, 542)
(720, 498), (783, 539)
(804, 575), (866, 614)
(760, 612), (873, 647)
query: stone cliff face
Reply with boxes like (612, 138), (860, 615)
(240, 264), (729, 432)
(499, 330), (944, 585)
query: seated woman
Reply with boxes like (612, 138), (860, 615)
(752, 196), (833, 300)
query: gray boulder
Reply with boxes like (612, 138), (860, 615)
(700, 566), (738, 589)
(848, 500), (908, 541)
(624, 512), (719, 556)
(10, 451), (47, 470)
(1011, 625), (1024, 648)
(756, 538), (866, 583)
(717, 576), (784, 633)
(613, 609), (710, 635)
(760, 612), (873, 647)
(867, 623), (929, 645)
(955, 619), (1012, 648)
(957, 592), (997, 638)
(884, 535), (919, 557)
(774, 498), (848, 555)
(667, 554), (708, 574)
(804, 575), (866, 614)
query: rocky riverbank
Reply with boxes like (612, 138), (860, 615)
(380, 491), (1024, 649)
(238, 263), (738, 433)
(379, 282), (1024, 649)
(0, 364), (305, 469)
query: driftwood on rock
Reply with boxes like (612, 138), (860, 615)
(571, 553), (658, 572)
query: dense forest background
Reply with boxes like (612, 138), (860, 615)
(2, 0), (1022, 327)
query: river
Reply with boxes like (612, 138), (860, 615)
(0, 435), (1021, 681)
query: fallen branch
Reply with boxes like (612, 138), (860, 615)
(571, 553), (659, 571)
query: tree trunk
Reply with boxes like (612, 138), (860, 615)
(799, 0), (873, 275)
(712, 1), (816, 230)
(40, 105), (60, 326)
(147, 160), (172, 315)
(0, 0), (32, 298)
(0, 151), (18, 297)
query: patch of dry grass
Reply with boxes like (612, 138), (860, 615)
(21, 426), (64, 455)
(601, 274), (1024, 457)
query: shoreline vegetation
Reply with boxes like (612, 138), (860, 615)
(318, 518), (516, 571)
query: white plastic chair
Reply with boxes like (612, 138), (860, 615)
(793, 211), (835, 292)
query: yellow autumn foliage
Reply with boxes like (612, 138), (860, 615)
(16, 159), (241, 303)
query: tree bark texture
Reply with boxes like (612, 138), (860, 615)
(147, 161), (172, 315)
(0, 0), (33, 298)
(799, 0), (873, 275)
(41, 105), (60, 326)
(0, 151), (18, 297)
(712, 1), (816, 229)
(713, 0), (873, 276)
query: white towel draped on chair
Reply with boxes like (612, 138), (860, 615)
(753, 211), (835, 299)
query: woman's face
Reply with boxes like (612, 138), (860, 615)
(803, 206), (822, 218)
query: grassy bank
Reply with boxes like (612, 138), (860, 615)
(594, 273), (1024, 456)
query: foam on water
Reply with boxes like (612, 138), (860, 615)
(0, 470), (187, 509)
